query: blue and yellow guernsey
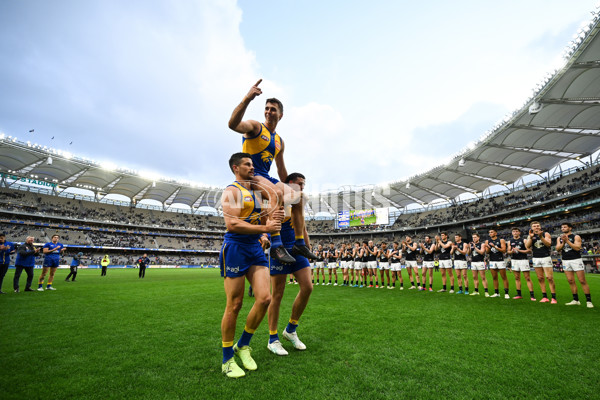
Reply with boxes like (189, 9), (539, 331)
(242, 123), (281, 178)
(224, 181), (262, 244)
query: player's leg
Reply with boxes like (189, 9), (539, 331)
(534, 266), (548, 301)
(472, 267), (480, 293)
(462, 269), (469, 294)
(542, 266), (556, 303)
(37, 266), (49, 290)
(499, 268), (509, 298)
(575, 269), (593, 307)
(267, 273), (289, 355)
(221, 275), (246, 377)
(283, 266), (313, 350)
(439, 266), (447, 292)
(448, 267), (455, 292)
(413, 266), (420, 288)
(46, 267), (58, 289)
(490, 268), (499, 297)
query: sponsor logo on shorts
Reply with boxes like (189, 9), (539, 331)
(226, 266), (240, 274)
(272, 265), (284, 271)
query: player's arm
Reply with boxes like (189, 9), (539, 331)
(228, 79), (264, 136)
(541, 232), (552, 248)
(474, 243), (485, 255)
(222, 187), (280, 234)
(498, 239), (507, 254)
(42, 245), (52, 254)
(274, 139), (288, 182)
(524, 233), (533, 249)
(459, 243), (468, 255)
(441, 240), (453, 250)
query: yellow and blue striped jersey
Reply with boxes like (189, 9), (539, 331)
(242, 123), (281, 178)
(224, 181), (262, 244)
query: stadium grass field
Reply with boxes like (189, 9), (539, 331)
(1, 268), (599, 400)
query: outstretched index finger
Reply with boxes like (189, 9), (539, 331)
(254, 79), (262, 87)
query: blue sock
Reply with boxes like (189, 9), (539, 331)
(222, 343), (234, 363)
(237, 328), (254, 348)
(269, 331), (279, 344)
(271, 234), (283, 248)
(295, 237), (306, 246)
(286, 319), (298, 333)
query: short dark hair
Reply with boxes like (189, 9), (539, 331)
(472, 233), (480, 237)
(455, 233), (462, 237)
(562, 222), (573, 229)
(488, 228), (497, 233)
(229, 152), (252, 173)
(52, 234), (59, 239)
(266, 98), (283, 113)
(511, 227), (521, 232)
(284, 172), (305, 184)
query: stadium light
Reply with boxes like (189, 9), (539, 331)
(406, 182), (410, 189)
(458, 158), (466, 167)
(47, 156), (53, 165)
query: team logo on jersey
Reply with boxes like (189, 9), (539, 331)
(244, 195), (252, 202)
(260, 150), (273, 164)
(261, 135), (268, 141)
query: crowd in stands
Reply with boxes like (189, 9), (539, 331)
(1, 163), (599, 266)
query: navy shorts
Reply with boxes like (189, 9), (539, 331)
(220, 241), (268, 278)
(270, 248), (310, 275)
(255, 172), (280, 185)
(43, 258), (60, 268)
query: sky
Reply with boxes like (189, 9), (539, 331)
(0, 0), (597, 196)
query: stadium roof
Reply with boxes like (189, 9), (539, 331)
(1, 13), (600, 214)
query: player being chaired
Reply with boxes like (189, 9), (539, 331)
(228, 79), (315, 264)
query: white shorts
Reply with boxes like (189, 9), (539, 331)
(316, 262), (325, 269)
(471, 262), (486, 271)
(439, 259), (453, 269)
(454, 260), (468, 270)
(423, 261), (435, 269)
(327, 262), (337, 269)
(562, 259), (584, 272)
(311, 263), (317, 269)
(390, 262), (401, 271)
(347, 261), (354, 269)
(406, 260), (417, 268)
(367, 261), (378, 270)
(379, 262), (390, 270)
(355, 261), (365, 270)
(511, 259), (530, 272)
(532, 257), (552, 269)
(489, 261), (506, 270)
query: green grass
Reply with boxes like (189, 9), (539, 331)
(1, 268), (599, 399)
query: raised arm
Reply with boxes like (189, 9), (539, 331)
(228, 79), (264, 136)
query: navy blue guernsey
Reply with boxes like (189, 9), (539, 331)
(531, 233), (551, 258)
(560, 234), (581, 260)
(488, 238), (504, 261)
(509, 237), (528, 260)
(422, 242), (434, 262)
(471, 242), (485, 262)
(453, 242), (467, 261)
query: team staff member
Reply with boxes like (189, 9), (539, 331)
(469, 233), (489, 296)
(0, 233), (16, 294)
(66, 252), (84, 282)
(13, 236), (39, 292)
(486, 229), (509, 299)
(137, 254), (150, 278)
(38, 234), (65, 291)
(101, 255), (110, 276)
(267, 173), (313, 356)
(508, 228), (535, 301)
(525, 221), (556, 304)
(228, 79), (315, 264)
(220, 152), (282, 378)
(556, 223), (593, 308)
